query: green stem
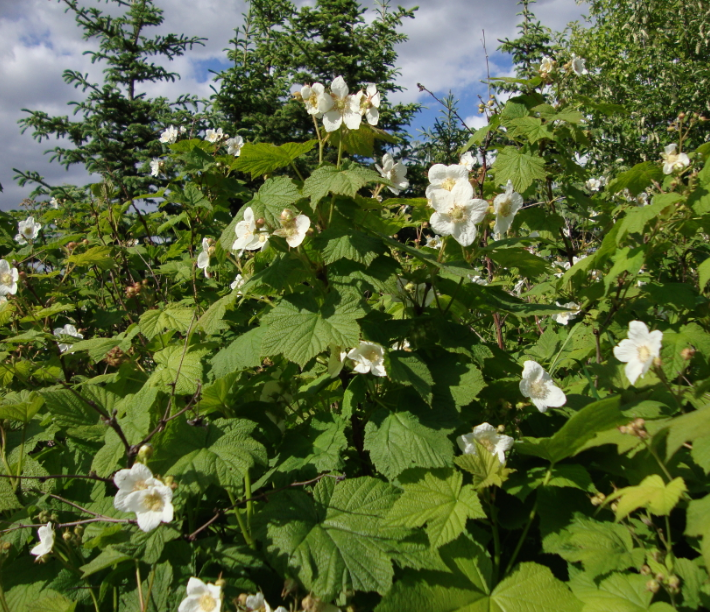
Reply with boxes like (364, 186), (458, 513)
(135, 561), (144, 612)
(0, 579), (11, 612)
(245, 470), (254, 527)
(88, 586), (101, 612)
(640, 437), (674, 483)
(227, 490), (255, 549)
(505, 468), (552, 576)
(336, 137), (343, 169)
(488, 491), (502, 584)
(15, 424), (27, 491)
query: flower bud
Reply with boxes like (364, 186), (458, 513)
(611, 502), (619, 512)
(640, 564), (651, 575)
(282, 578), (298, 598)
(667, 575), (680, 590)
(82, 239), (89, 246)
(214, 578), (227, 588)
(256, 218), (265, 227)
(496, 424), (506, 433)
(655, 573), (665, 582)
(74, 526), (84, 537)
(680, 347), (695, 360)
(137, 444), (153, 463)
(646, 579), (660, 593)
(678, 112), (686, 120)
(207, 245), (216, 256)
(653, 357), (662, 368)
(66, 242), (77, 251)
(62, 530), (73, 542)
(236, 594), (249, 606)
(1, 541), (12, 553)
(163, 475), (174, 487)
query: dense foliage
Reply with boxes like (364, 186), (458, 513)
(2, 2), (710, 612)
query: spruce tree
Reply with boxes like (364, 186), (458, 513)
(212, 0), (420, 154)
(16, 0), (205, 200)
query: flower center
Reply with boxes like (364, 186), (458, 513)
(449, 205), (466, 222)
(637, 345), (651, 362)
(0, 272), (13, 286)
(334, 95), (347, 111)
(361, 347), (379, 362)
(478, 437), (496, 453)
(530, 380), (547, 399)
(498, 198), (512, 217)
(199, 593), (217, 612)
(440, 177), (457, 191)
(142, 491), (164, 512)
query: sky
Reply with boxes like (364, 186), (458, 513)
(0, 0), (588, 210)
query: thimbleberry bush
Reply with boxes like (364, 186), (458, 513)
(1, 66), (710, 612)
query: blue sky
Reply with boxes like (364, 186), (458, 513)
(0, 0), (587, 210)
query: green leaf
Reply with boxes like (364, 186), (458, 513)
(250, 176), (303, 228)
(316, 228), (385, 266)
(387, 468), (486, 547)
(493, 147), (547, 192)
(233, 141), (316, 178)
(455, 440), (514, 490)
(364, 410), (453, 480)
(664, 406), (710, 460)
(80, 546), (132, 578)
(139, 306), (195, 340)
(685, 494), (710, 569)
(0, 390), (44, 423)
(543, 516), (645, 576)
(258, 476), (404, 600)
(517, 396), (626, 464)
(484, 246), (551, 277)
(508, 117), (557, 143)
(275, 414), (347, 477)
(570, 570), (666, 612)
(608, 161), (664, 196)
(27, 593), (76, 612)
(67, 245), (115, 269)
(260, 293), (364, 367)
(697, 258), (710, 291)
(148, 345), (207, 395)
(606, 475), (686, 521)
(386, 352), (434, 405)
(155, 418), (266, 494)
(210, 327), (265, 378)
(303, 164), (383, 208)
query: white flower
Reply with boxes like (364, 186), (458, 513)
(327, 344), (348, 378)
(245, 593), (265, 611)
(661, 144), (690, 174)
(429, 182), (489, 247)
(359, 83), (380, 125)
(493, 180), (523, 236)
(585, 177), (603, 192)
(15, 217), (42, 245)
(459, 151), (475, 171)
(205, 128), (227, 143)
(179, 126), (187, 134)
(458, 423), (514, 464)
(301, 82), (328, 116)
(273, 209), (310, 248)
(375, 154), (409, 195)
(0, 260), (19, 296)
(553, 301), (580, 325)
(613, 321), (663, 386)
(322, 76), (362, 132)
(226, 136), (244, 156)
(233, 207), (269, 254)
(347, 341), (386, 377)
(540, 55), (556, 76)
(513, 279), (526, 295)
(197, 237), (212, 275)
(50, 197), (60, 209)
(519, 360), (566, 412)
(231, 274), (245, 294)
(570, 54), (588, 76)
(159, 125), (179, 144)
(113, 462), (174, 532)
(425, 164), (470, 201)
(53, 323), (83, 353)
(150, 158), (164, 177)
(30, 522), (54, 558)
(468, 274), (489, 286)
(178, 577), (222, 612)
(425, 235), (443, 249)
(555, 255), (586, 278)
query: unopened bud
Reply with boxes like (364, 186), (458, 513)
(236, 594), (248, 606)
(137, 444), (153, 463)
(207, 245), (216, 256)
(680, 347), (695, 360)
(590, 493), (606, 506)
(62, 531), (73, 542)
(655, 572), (665, 582)
(496, 424), (506, 433)
(611, 502), (619, 512)
(82, 239), (89, 246)
(214, 578), (227, 588)
(646, 579), (660, 593)
(256, 218), (265, 227)
(280, 208), (294, 221)
(678, 112), (686, 120)
(640, 564), (651, 575)
(633, 418), (645, 429)
(74, 526), (84, 537)
(1, 542), (11, 552)
(302, 595), (317, 612)
(282, 578), (298, 598)
(653, 357), (662, 368)
(163, 475), (174, 487)
(66, 242), (77, 251)
(667, 575), (680, 590)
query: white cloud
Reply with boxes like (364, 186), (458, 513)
(0, 0), (586, 209)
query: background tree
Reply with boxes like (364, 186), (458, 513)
(15, 0), (205, 201)
(212, 0), (420, 157)
(560, 0), (710, 172)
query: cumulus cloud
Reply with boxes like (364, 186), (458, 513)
(0, 0), (585, 209)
